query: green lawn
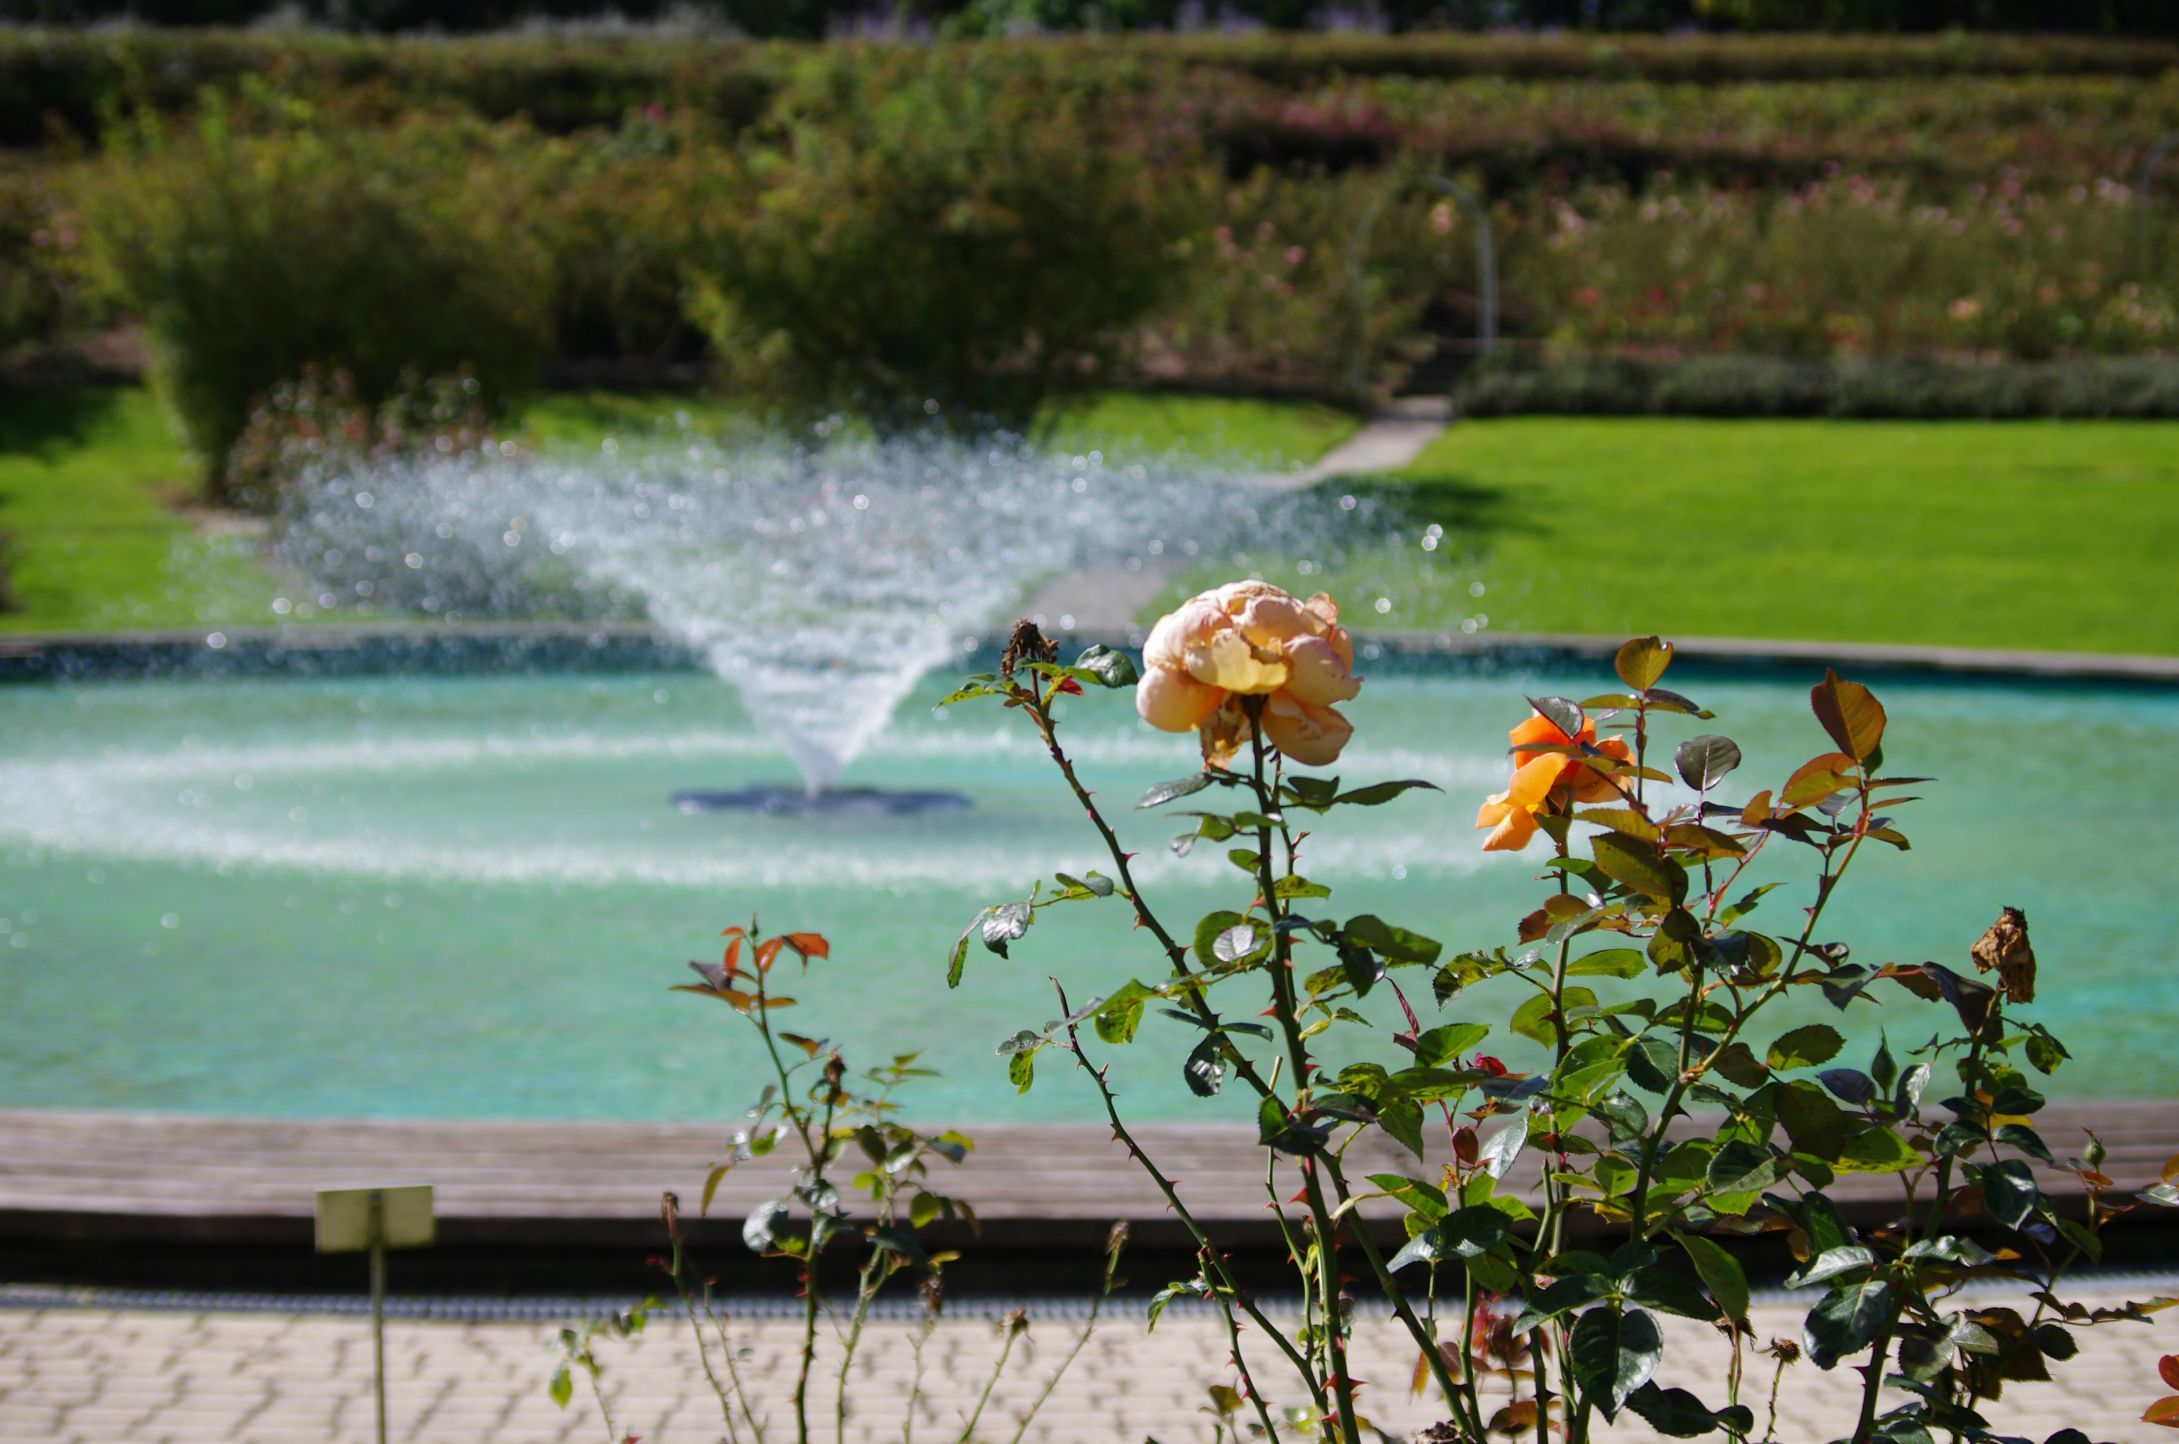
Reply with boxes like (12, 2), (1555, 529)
(1250, 418), (2179, 657)
(11, 398), (2168, 652)
(0, 386), (1356, 633)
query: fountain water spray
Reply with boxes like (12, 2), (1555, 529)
(272, 426), (1365, 800)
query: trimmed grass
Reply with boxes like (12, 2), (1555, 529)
(1244, 418), (2179, 657)
(1046, 392), (1355, 472)
(0, 386), (1357, 634)
(0, 386), (259, 633)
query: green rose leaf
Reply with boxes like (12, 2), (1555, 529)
(1072, 643), (1138, 688)
(1592, 832), (1687, 904)
(1803, 1277), (1896, 1369)
(1183, 1035), (1226, 1097)
(1566, 948), (1647, 979)
(1528, 694), (1586, 738)
(1670, 1230), (1751, 1328)
(743, 1199), (788, 1252)
(1479, 1115), (1528, 1181)
(1979, 1159), (2040, 1229)
(1331, 779), (1440, 807)
(1412, 1022), (1489, 1068)
(1673, 735), (1742, 792)
(1625, 1382), (1754, 1439)
(1343, 914), (1442, 966)
(1366, 1173), (1448, 1221)
(1705, 1139), (1787, 1198)
(1512, 987), (1598, 1049)
(1787, 1245), (1878, 1289)
(1621, 1265), (1720, 1321)
(1139, 773), (1214, 809)
(1509, 1273), (1610, 1332)
(1766, 1024), (1845, 1071)
(1094, 980), (1156, 1045)
(1570, 1306), (1662, 1421)
(980, 900), (1031, 957)
(1193, 910), (1256, 967)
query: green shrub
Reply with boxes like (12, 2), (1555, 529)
(1146, 163), (1471, 401)
(6, 31), (2175, 153)
(0, 158), (103, 360)
(525, 108), (726, 364)
(1456, 354), (2179, 418)
(688, 53), (1189, 430)
(80, 97), (554, 501)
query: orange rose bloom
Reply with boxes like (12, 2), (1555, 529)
(1135, 581), (1362, 768)
(1476, 710), (1633, 852)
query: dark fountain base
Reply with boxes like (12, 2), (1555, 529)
(672, 785), (973, 817)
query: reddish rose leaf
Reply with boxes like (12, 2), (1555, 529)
(1811, 669), (1886, 761)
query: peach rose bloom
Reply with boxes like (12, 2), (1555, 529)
(1135, 580), (1361, 768)
(1476, 710), (1633, 852)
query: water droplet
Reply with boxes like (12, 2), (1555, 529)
(404, 553), (424, 569)
(1373, 598), (1392, 614)
(204, 632), (227, 650)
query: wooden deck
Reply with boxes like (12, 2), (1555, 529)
(4, 1103), (2173, 1260)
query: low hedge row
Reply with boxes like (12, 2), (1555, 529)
(1454, 354), (2179, 418)
(4, 29), (2178, 147)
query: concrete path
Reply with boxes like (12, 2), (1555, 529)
(1021, 397), (1452, 637)
(1, 1279), (2169, 1443)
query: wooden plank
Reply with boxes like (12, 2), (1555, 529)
(1, 1104), (2171, 1252)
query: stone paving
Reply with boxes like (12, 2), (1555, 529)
(0, 1281), (2170, 1443)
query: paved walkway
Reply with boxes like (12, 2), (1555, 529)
(1, 1279), (2168, 1442)
(1022, 397), (1452, 636)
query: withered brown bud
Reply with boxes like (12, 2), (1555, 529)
(1970, 906), (2035, 1005)
(1000, 619), (1056, 682)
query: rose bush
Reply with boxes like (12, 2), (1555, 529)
(943, 605), (2177, 1444)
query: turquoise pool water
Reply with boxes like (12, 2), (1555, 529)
(0, 657), (2173, 1124)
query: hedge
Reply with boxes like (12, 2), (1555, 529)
(1454, 355), (2179, 419)
(4, 30), (2177, 146)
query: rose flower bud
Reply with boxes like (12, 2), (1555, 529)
(1135, 580), (1362, 768)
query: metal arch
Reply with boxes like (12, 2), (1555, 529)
(1346, 173), (1498, 406)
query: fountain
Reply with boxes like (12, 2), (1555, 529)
(268, 425), (1311, 808)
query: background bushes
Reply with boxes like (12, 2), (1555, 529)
(81, 98), (554, 499)
(1507, 176), (2179, 362)
(0, 158), (103, 360)
(686, 53), (1189, 428)
(6, 30), (2179, 150)
(4, 0), (2178, 33)
(17, 26), (2179, 494)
